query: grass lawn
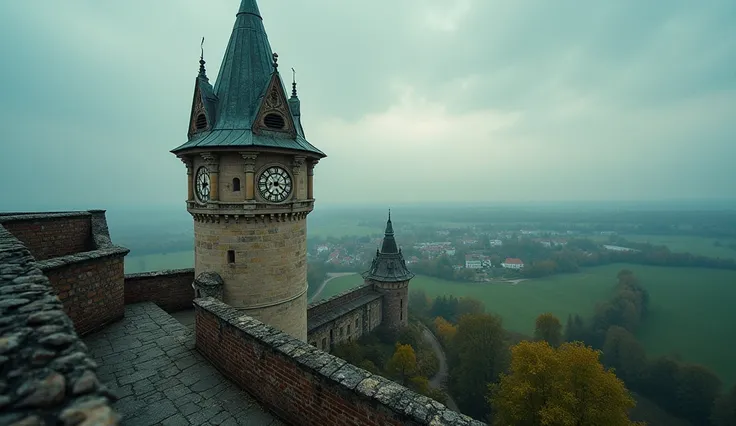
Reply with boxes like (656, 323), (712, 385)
(320, 263), (736, 385)
(589, 234), (736, 260)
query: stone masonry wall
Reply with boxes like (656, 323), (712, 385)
(308, 299), (382, 352)
(0, 213), (93, 261)
(2, 211), (130, 337)
(307, 284), (375, 318)
(124, 269), (195, 312)
(0, 224), (119, 425)
(39, 252), (127, 336)
(195, 297), (485, 426)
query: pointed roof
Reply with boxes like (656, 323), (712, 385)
(362, 212), (415, 283)
(172, 0), (324, 158)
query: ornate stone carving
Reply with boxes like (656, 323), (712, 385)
(292, 156), (306, 176)
(180, 157), (193, 175)
(307, 159), (319, 176)
(193, 271), (224, 300)
(200, 153), (219, 173)
(240, 152), (259, 173)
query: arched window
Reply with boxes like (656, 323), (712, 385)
(232, 177), (241, 192)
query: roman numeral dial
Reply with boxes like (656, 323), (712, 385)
(257, 166), (292, 203)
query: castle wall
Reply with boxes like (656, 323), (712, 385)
(1, 212), (129, 336)
(369, 280), (410, 330)
(0, 212), (93, 260)
(194, 297), (484, 426)
(194, 217), (308, 340)
(38, 251), (127, 336)
(307, 285), (383, 351)
(0, 224), (119, 425)
(124, 269), (195, 312)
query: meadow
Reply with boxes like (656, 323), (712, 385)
(318, 263), (736, 385)
(589, 233), (736, 260)
(124, 250), (193, 274)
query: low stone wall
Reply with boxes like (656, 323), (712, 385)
(195, 297), (485, 426)
(0, 225), (119, 425)
(307, 284), (374, 318)
(38, 249), (128, 336)
(0, 212), (93, 261)
(124, 269), (195, 312)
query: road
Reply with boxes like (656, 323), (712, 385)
(419, 323), (460, 412)
(308, 272), (357, 303)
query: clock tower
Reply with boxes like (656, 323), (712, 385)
(171, 0), (326, 341)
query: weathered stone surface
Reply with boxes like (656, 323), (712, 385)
(16, 373), (66, 408)
(38, 333), (75, 348)
(59, 398), (119, 426)
(72, 370), (99, 395)
(0, 223), (118, 424)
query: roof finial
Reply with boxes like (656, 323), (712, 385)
(388, 209), (391, 222)
(291, 67), (298, 97)
(272, 52), (279, 70)
(198, 37), (207, 78)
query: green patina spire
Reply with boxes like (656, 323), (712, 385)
(171, 0), (325, 157)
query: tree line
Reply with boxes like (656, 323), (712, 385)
(561, 269), (735, 425)
(409, 272), (736, 425)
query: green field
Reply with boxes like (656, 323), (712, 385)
(590, 234), (736, 260)
(320, 263), (736, 385)
(125, 250), (193, 274)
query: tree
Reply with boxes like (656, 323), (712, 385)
(386, 343), (417, 385)
(601, 326), (646, 387)
(489, 341), (642, 426)
(409, 289), (430, 316)
(434, 316), (457, 346)
(457, 297), (485, 317)
(448, 313), (509, 420)
(674, 364), (722, 424)
(712, 384), (736, 426)
(534, 313), (563, 347)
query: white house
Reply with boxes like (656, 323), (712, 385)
(603, 245), (638, 252)
(489, 239), (503, 247)
(465, 260), (482, 269)
(501, 258), (524, 269)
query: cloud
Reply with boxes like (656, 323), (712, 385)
(0, 0), (733, 210)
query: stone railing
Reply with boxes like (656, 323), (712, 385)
(124, 269), (195, 312)
(195, 297), (485, 426)
(0, 224), (119, 425)
(1, 211), (129, 336)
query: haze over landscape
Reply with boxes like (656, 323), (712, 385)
(1, 0), (735, 210)
(2, 1), (736, 425)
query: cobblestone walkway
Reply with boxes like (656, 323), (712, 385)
(83, 303), (284, 426)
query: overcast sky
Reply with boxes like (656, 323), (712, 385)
(1, 0), (734, 211)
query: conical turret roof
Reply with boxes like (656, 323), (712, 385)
(171, 0), (324, 157)
(362, 212), (415, 283)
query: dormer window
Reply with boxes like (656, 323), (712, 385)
(195, 113), (208, 130)
(263, 113), (285, 130)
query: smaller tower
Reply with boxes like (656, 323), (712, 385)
(362, 211), (415, 329)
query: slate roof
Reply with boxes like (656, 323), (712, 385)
(362, 212), (416, 283)
(308, 292), (383, 332)
(171, 0), (324, 157)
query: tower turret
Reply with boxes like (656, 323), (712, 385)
(362, 211), (415, 329)
(171, 0), (326, 341)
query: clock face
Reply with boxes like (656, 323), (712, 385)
(195, 166), (210, 203)
(258, 166), (292, 203)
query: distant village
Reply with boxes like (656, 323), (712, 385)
(307, 225), (639, 281)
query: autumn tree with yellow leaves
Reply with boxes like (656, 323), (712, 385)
(534, 313), (563, 347)
(386, 343), (417, 386)
(489, 340), (643, 426)
(434, 316), (457, 346)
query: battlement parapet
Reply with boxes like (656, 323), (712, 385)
(0, 224), (119, 425)
(195, 297), (485, 426)
(124, 269), (195, 312)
